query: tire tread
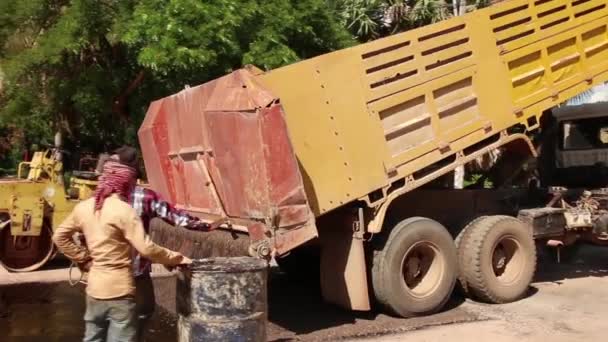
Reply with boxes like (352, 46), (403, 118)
(372, 217), (457, 317)
(461, 215), (536, 303)
(455, 215), (487, 295)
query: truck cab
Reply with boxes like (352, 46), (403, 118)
(541, 102), (608, 189)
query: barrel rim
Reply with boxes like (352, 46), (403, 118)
(188, 256), (268, 273)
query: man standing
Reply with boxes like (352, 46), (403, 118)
(53, 158), (192, 342)
(108, 146), (213, 341)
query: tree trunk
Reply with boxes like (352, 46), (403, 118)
(452, 0), (460, 16)
(112, 70), (145, 120)
(454, 166), (465, 189)
(459, 0), (467, 15)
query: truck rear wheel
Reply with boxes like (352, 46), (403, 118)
(455, 216), (487, 296)
(458, 215), (536, 303)
(372, 217), (457, 317)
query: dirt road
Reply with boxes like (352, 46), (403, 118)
(356, 245), (608, 342)
(1, 246), (607, 341)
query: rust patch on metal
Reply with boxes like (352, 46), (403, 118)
(139, 69), (318, 255)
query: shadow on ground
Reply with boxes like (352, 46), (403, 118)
(4, 244), (606, 342)
(0, 280), (177, 342)
(0, 263), (477, 342)
(265, 271), (475, 341)
(534, 244), (608, 284)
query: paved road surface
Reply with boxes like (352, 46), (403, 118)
(355, 245), (608, 342)
(1, 246), (607, 341)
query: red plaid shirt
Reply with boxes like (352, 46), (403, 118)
(129, 186), (208, 277)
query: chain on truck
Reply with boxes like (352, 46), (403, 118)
(2, 0), (608, 318)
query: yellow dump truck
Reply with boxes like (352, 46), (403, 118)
(1, 0), (605, 317)
(140, 0), (608, 317)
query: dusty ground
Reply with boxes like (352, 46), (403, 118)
(354, 245), (608, 342)
(0, 245), (607, 342)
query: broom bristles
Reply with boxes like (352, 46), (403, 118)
(149, 218), (251, 259)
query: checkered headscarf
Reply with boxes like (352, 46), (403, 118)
(94, 161), (137, 211)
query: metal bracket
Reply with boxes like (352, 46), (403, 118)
(248, 239), (272, 260)
(546, 240), (564, 263)
(513, 107), (523, 117)
(483, 121), (493, 132)
(352, 207), (365, 239)
(383, 162), (397, 176)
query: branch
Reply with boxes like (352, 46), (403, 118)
(112, 70), (145, 119)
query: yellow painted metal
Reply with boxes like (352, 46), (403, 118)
(70, 178), (98, 201)
(0, 150), (145, 240)
(17, 151), (64, 183)
(257, 0), (608, 216)
(0, 181), (73, 237)
(0, 150), (91, 237)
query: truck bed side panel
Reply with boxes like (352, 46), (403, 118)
(257, 0), (608, 216)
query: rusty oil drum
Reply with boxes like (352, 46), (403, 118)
(177, 257), (268, 342)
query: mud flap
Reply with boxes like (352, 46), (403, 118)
(320, 222), (370, 311)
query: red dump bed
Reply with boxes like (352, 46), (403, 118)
(138, 69), (317, 254)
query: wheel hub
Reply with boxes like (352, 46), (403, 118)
(401, 241), (444, 298)
(493, 245), (507, 272)
(406, 254), (422, 280)
(492, 235), (524, 284)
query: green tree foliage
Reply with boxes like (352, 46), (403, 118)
(123, 0), (354, 87)
(335, 0), (492, 42)
(0, 0), (145, 168)
(0, 0), (493, 171)
(0, 0), (352, 169)
(335, 0), (450, 41)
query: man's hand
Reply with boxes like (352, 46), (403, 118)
(177, 255), (193, 270)
(164, 255), (193, 272)
(190, 221), (215, 231)
(180, 256), (193, 265)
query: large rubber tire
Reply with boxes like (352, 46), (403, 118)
(372, 217), (457, 317)
(455, 216), (487, 296)
(459, 215), (536, 304)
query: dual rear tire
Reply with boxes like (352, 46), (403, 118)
(456, 215), (536, 303)
(371, 215), (536, 317)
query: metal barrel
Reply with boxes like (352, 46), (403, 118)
(177, 257), (268, 342)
